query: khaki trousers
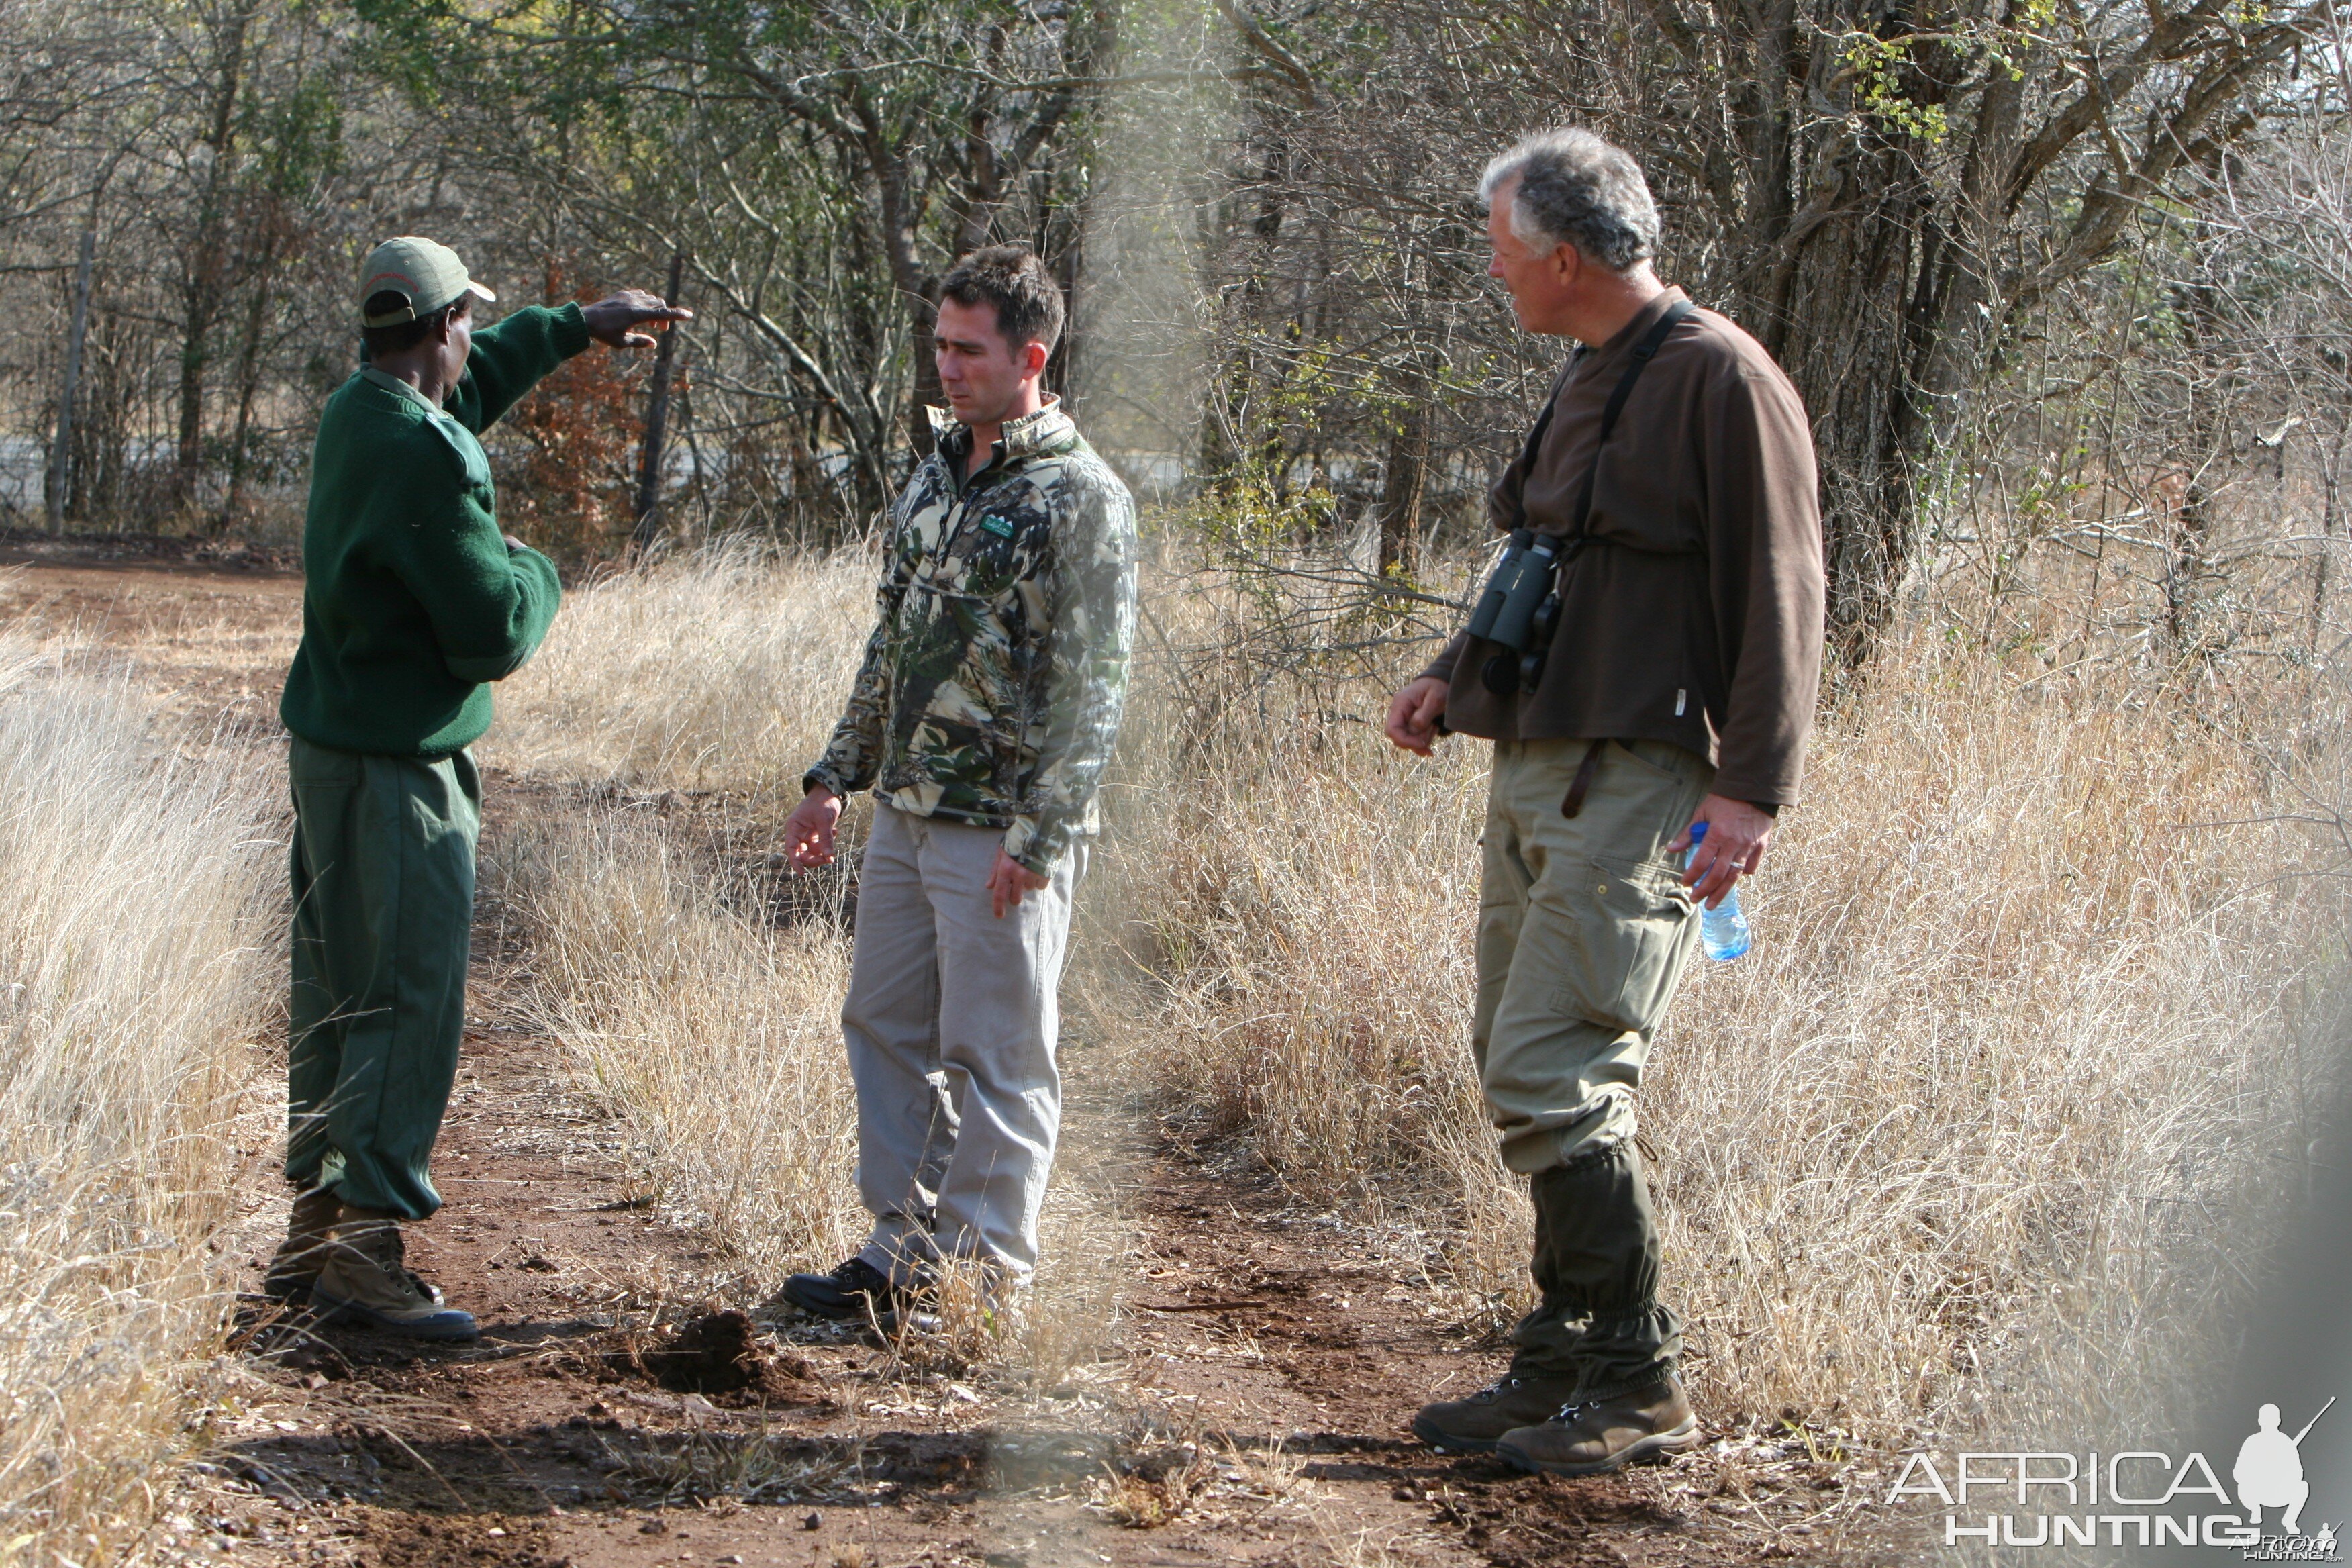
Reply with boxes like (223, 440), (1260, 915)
(844, 802), (1083, 1286)
(1475, 736), (1711, 1393)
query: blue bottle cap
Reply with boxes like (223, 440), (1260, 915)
(1687, 822), (1708, 846)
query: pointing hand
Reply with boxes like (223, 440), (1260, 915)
(581, 289), (693, 350)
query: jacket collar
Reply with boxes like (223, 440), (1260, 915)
(926, 394), (1075, 467)
(360, 364), (444, 415)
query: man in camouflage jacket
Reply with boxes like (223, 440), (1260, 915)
(780, 246), (1136, 1321)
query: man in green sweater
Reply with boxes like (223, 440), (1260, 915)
(264, 236), (687, 1340)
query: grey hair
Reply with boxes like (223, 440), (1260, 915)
(1480, 128), (1659, 273)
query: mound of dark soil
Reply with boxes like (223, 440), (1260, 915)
(603, 1309), (774, 1395)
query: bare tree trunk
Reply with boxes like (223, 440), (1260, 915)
(2165, 264), (2229, 650)
(174, 1), (254, 506)
(48, 226), (95, 536)
(1377, 371), (1430, 577)
(2314, 421), (2345, 665)
(1049, 217), (1083, 414)
(632, 252), (688, 555)
(1721, 54), (1945, 664)
(215, 278), (270, 534)
(861, 100), (945, 457)
(886, 238), (943, 453)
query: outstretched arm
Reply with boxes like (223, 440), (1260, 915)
(445, 291), (692, 435)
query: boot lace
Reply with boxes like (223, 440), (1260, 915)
(341, 1223), (444, 1306)
(381, 1228), (448, 1304)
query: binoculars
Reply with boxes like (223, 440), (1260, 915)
(1465, 530), (1563, 695)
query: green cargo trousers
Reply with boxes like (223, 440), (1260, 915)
(284, 736), (481, 1221)
(1475, 736), (1712, 1399)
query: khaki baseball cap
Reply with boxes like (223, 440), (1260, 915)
(358, 236), (495, 328)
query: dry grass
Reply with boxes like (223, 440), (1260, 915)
(495, 806), (863, 1281)
(1648, 649), (2335, 1442)
(484, 539), (871, 793)
(480, 540), (2343, 1446)
(1097, 566), (2346, 1444)
(0, 639), (281, 1565)
(485, 539), (877, 1291)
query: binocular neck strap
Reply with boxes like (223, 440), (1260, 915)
(1505, 298), (1694, 536)
(1567, 298), (1696, 543)
(1506, 360), (1579, 534)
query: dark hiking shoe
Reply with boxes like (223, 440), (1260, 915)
(1411, 1373), (1585, 1453)
(311, 1208), (479, 1342)
(1495, 1376), (1700, 1476)
(260, 1186), (344, 1302)
(781, 1257), (910, 1322)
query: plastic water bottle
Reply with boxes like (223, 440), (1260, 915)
(1684, 822), (1753, 962)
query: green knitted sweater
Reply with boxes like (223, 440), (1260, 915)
(280, 303), (588, 757)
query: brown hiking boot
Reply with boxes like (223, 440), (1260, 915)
(1411, 1372), (1585, 1453)
(260, 1186), (344, 1301)
(311, 1208), (479, 1342)
(1495, 1375), (1700, 1476)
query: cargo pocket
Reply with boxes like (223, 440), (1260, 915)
(1552, 853), (1697, 1034)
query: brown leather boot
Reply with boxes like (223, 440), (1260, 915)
(1411, 1372), (1585, 1453)
(260, 1187), (344, 1301)
(312, 1208), (479, 1342)
(1494, 1375), (1699, 1475)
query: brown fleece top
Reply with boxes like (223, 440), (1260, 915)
(1423, 287), (1825, 807)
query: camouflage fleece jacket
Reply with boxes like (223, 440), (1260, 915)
(805, 398), (1137, 875)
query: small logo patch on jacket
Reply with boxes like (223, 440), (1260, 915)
(979, 514), (1016, 538)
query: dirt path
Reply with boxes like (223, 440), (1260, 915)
(9, 556), (1903, 1568)
(159, 990), (1882, 1568)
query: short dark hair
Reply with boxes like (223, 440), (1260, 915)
(937, 244), (1065, 353)
(362, 291), (470, 356)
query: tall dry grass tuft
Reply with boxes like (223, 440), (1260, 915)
(1096, 565), (2342, 1442)
(485, 539), (873, 792)
(0, 639), (280, 1564)
(1646, 647), (2333, 1441)
(495, 807), (863, 1281)
(486, 544), (873, 1290)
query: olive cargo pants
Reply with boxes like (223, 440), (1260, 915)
(844, 802), (1083, 1287)
(1475, 736), (1711, 1398)
(284, 736), (480, 1222)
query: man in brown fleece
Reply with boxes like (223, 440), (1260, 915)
(1387, 127), (1824, 1475)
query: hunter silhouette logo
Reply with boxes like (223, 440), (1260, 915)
(1885, 1393), (2341, 1553)
(2237, 1399), (2331, 1537)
